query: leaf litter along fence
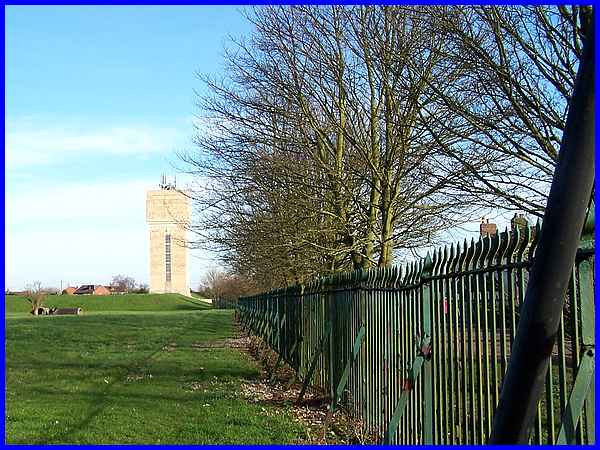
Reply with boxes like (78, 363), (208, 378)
(237, 213), (595, 445)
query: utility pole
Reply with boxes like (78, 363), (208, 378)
(489, 10), (595, 444)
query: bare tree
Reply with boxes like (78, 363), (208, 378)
(25, 281), (46, 316)
(343, 6), (479, 266)
(110, 275), (136, 293)
(181, 5), (482, 288)
(200, 268), (255, 307)
(421, 5), (592, 217)
(181, 5), (584, 290)
(200, 268), (227, 300)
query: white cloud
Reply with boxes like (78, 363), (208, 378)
(5, 227), (214, 292)
(5, 121), (185, 169)
(5, 179), (150, 288)
(4, 178), (216, 290)
(5, 226), (148, 290)
(6, 179), (151, 228)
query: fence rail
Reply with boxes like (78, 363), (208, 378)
(237, 217), (595, 445)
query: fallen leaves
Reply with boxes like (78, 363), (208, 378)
(162, 343), (177, 352)
(125, 373), (153, 382)
(187, 382), (204, 391)
(191, 336), (250, 350)
(232, 324), (379, 445)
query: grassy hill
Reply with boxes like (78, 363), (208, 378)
(4, 293), (305, 444)
(5, 293), (212, 315)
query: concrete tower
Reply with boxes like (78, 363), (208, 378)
(146, 176), (191, 296)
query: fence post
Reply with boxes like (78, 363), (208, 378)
(421, 253), (434, 444)
(556, 201), (595, 444)
(328, 275), (336, 401)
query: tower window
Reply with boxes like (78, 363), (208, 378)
(165, 234), (172, 282)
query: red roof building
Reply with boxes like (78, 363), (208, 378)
(73, 285), (111, 295)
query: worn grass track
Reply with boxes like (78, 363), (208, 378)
(5, 297), (305, 444)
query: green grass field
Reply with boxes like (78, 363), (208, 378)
(5, 294), (305, 444)
(5, 293), (212, 315)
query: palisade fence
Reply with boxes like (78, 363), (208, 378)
(237, 212), (595, 445)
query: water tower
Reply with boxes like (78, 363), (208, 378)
(145, 175), (191, 296)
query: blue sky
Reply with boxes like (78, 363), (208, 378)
(4, 5), (517, 292)
(5, 5), (252, 290)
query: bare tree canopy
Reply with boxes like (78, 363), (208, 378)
(24, 281), (47, 316)
(181, 5), (591, 289)
(199, 268), (256, 307)
(421, 5), (591, 216)
(110, 275), (136, 293)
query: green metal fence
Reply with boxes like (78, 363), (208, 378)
(237, 216), (595, 445)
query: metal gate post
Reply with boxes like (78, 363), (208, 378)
(578, 203), (595, 444)
(421, 254), (434, 444)
(556, 201), (595, 444)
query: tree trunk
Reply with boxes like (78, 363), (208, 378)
(378, 186), (395, 267)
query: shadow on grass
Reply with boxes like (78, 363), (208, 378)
(19, 326), (254, 444)
(9, 359), (259, 382)
(40, 329), (181, 443)
(24, 379), (252, 407)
